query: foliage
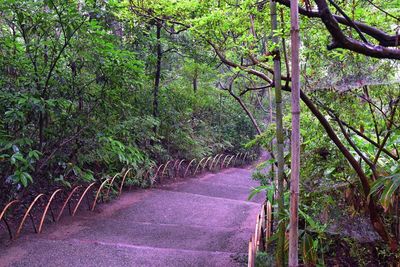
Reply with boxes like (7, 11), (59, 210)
(1, 0), (399, 265)
(0, 0), (257, 202)
(370, 169), (400, 212)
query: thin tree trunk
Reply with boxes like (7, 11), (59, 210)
(193, 69), (198, 93)
(289, 0), (300, 265)
(153, 23), (162, 134)
(270, 1), (285, 265)
(230, 92), (262, 135)
(268, 88), (273, 123)
(39, 113), (44, 151)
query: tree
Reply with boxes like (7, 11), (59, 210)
(289, 0), (300, 264)
(130, 0), (399, 252)
(0, 0), (257, 203)
(270, 0), (286, 265)
(153, 22), (162, 135)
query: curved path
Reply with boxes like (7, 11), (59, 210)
(0, 166), (264, 267)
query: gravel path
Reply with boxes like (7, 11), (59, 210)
(0, 167), (263, 267)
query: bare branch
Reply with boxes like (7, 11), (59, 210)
(275, 0), (400, 48)
(327, 0), (369, 44)
(208, 40), (273, 83)
(314, 0), (400, 59)
(240, 84), (273, 96)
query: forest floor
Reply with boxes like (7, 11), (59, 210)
(0, 166), (264, 267)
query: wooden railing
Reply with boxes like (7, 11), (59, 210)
(248, 201), (273, 267)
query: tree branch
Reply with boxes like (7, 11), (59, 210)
(334, 117), (398, 160)
(327, 0), (369, 44)
(275, 0), (400, 48)
(208, 41), (273, 83)
(373, 99), (399, 164)
(363, 86), (381, 144)
(240, 84), (273, 96)
(218, 76), (262, 134)
(281, 85), (397, 249)
(314, 0), (400, 59)
(335, 114), (375, 169)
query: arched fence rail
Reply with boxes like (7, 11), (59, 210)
(0, 150), (258, 241)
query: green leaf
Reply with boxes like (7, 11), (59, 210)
(302, 232), (317, 265)
(0, 154), (10, 160)
(248, 184), (274, 201)
(380, 174), (400, 211)
(20, 174), (28, 187)
(11, 152), (25, 165)
(23, 172), (33, 183)
(17, 12), (24, 24)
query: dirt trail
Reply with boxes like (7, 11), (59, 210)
(0, 167), (264, 267)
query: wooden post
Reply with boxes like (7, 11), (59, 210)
(260, 204), (266, 251)
(248, 238), (254, 267)
(289, 0), (300, 266)
(252, 233), (257, 265)
(255, 214), (260, 250)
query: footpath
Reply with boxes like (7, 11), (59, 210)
(0, 167), (263, 267)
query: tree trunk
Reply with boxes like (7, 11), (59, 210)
(39, 113), (44, 151)
(279, 84), (398, 251)
(289, 0), (300, 265)
(153, 23), (162, 134)
(270, 1), (285, 265)
(193, 69), (198, 93)
(230, 92), (262, 135)
(297, 90), (398, 252)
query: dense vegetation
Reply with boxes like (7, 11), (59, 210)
(1, 0), (399, 265)
(0, 1), (257, 202)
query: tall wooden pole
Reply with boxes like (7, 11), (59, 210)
(289, 0), (300, 266)
(270, 1), (285, 266)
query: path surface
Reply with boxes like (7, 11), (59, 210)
(0, 167), (263, 267)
